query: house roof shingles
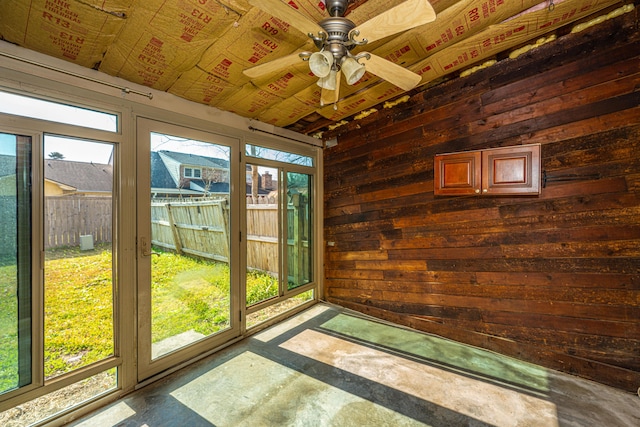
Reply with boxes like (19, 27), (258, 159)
(157, 151), (229, 169)
(151, 150), (230, 195)
(151, 151), (179, 189)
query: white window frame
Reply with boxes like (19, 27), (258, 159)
(0, 96), (127, 414)
(0, 43), (324, 424)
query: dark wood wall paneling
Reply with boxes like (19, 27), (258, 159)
(323, 10), (640, 392)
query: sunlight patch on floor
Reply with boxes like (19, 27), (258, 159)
(320, 314), (551, 393)
(280, 329), (560, 427)
(170, 350), (424, 426)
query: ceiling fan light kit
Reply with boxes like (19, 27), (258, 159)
(302, 11), (368, 86)
(309, 51), (334, 78)
(340, 57), (367, 85)
(318, 70), (338, 90)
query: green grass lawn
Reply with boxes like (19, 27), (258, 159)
(0, 263), (18, 393)
(0, 246), (285, 385)
(44, 247), (115, 378)
(150, 250), (232, 342)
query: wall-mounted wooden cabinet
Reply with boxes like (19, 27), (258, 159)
(434, 144), (541, 196)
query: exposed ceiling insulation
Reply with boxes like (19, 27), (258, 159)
(0, 0), (632, 137)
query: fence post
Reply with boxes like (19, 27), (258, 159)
(219, 199), (230, 259)
(290, 193), (304, 286)
(165, 204), (183, 254)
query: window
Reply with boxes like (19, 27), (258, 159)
(245, 145), (316, 328)
(184, 167), (202, 178)
(246, 144), (313, 167)
(0, 77), (319, 424)
(0, 91), (118, 133)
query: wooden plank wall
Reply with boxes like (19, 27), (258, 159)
(323, 10), (640, 391)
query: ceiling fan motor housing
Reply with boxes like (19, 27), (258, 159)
(316, 17), (358, 65)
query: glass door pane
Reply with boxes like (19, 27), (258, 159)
(286, 172), (312, 290)
(0, 133), (32, 395)
(137, 119), (239, 380)
(246, 164), (280, 307)
(43, 136), (115, 379)
(150, 133), (233, 359)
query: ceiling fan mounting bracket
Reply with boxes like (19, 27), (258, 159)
(325, 0), (350, 17)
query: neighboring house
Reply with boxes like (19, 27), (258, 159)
(0, 154), (16, 196)
(151, 150), (230, 198)
(150, 150), (281, 200)
(245, 165), (277, 198)
(44, 159), (113, 196)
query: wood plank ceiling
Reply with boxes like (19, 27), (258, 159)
(0, 0), (632, 137)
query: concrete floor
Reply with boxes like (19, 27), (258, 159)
(71, 303), (639, 427)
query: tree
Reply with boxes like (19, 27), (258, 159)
(48, 152), (65, 160)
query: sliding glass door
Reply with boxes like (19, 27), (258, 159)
(1, 128), (120, 423)
(0, 91), (123, 424)
(0, 133), (32, 397)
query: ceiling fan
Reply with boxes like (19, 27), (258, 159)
(243, 0), (436, 108)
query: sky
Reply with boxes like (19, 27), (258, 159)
(0, 132), (114, 163)
(45, 135), (114, 163)
(151, 132), (230, 161)
(0, 133), (16, 156)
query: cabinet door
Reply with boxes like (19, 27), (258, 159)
(434, 151), (482, 195)
(482, 144), (540, 195)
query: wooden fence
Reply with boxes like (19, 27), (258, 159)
(29, 195), (308, 281)
(152, 198), (310, 282)
(245, 203), (278, 274)
(151, 199), (230, 263)
(45, 196), (112, 249)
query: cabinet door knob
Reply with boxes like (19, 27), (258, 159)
(475, 189), (480, 194)
(482, 189), (488, 193)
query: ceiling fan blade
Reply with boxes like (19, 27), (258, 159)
(352, 0), (436, 44)
(248, 0), (324, 37)
(320, 72), (341, 107)
(243, 52), (303, 79)
(361, 54), (421, 91)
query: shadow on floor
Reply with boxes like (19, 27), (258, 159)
(72, 303), (640, 427)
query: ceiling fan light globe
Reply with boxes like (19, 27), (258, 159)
(317, 70), (337, 90)
(309, 51), (334, 78)
(341, 57), (366, 85)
